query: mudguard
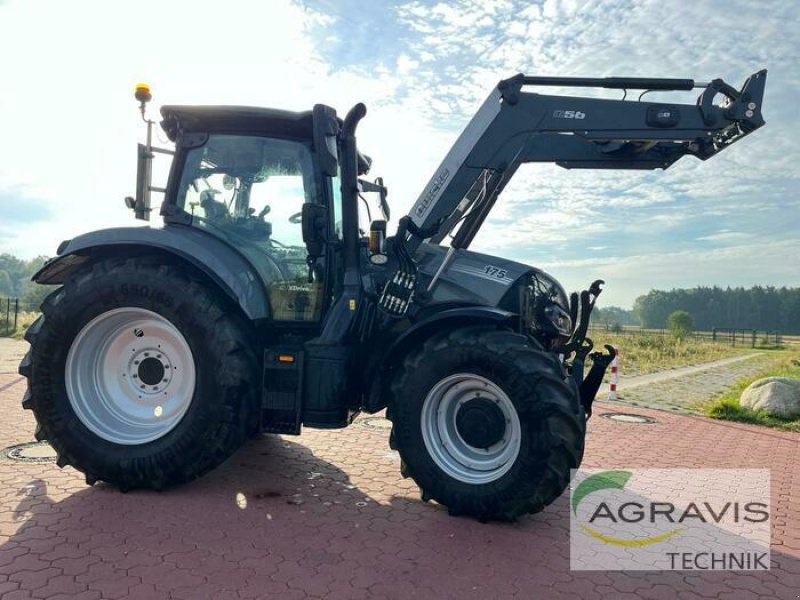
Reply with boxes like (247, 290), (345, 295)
(363, 305), (518, 413)
(33, 226), (270, 320)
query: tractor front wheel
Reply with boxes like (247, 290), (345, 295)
(389, 326), (585, 521)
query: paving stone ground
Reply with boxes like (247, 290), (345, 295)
(0, 340), (26, 376)
(609, 353), (774, 413)
(1, 349), (799, 598)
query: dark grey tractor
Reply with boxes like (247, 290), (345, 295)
(19, 72), (766, 520)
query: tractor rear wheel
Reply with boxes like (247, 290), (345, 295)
(389, 326), (585, 521)
(18, 257), (259, 490)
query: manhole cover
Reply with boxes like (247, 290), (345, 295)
(359, 417), (392, 430)
(601, 412), (656, 424)
(3, 441), (57, 463)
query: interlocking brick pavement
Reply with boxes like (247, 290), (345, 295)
(1, 370), (799, 599)
(0, 341), (26, 376)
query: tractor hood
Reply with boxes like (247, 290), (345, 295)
(415, 243), (568, 310)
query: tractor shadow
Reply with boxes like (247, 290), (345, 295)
(1, 434), (798, 598)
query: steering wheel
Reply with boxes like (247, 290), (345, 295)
(288, 212), (303, 224)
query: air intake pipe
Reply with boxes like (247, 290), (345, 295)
(340, 103), (367, 277)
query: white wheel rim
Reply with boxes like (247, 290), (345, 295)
(420, 373), (521, 485)
(65, 308), (196, 445)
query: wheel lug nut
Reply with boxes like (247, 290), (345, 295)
(132, 374), (138, 379)
(134, 360), (139, 365)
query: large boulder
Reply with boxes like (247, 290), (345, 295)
(740, 377), (800, 419)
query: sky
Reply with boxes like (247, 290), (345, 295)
(0, 0), (797, 307)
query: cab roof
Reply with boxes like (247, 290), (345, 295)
(159, 105), (315, 142)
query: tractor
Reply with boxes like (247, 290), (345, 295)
(19, 70), (766, 520)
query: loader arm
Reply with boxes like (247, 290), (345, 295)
(406, 70), (767, 250)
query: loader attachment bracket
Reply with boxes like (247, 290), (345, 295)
(580, 345), (618, 419)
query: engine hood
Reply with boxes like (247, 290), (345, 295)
(415, 243), (568, 309)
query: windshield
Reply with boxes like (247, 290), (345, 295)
(177, 134), (317, 248)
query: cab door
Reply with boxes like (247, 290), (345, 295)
(173, 133), (332, 323)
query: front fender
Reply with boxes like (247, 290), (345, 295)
(363, 305), (519, 413)
(33, 226), (270, 320)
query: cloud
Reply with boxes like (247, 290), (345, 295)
(532, 238), (800, 307)
(0, 186), (54, 256)
(0, 187), (51, 224)
(0, 0), (797, 308)
(696, 231), (755, 243)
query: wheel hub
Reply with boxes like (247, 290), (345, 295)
(455, 398), (506, 449)
(65, 308), (196, 445)
(420, 373), (522, 485)
(129, 351), (172, 392)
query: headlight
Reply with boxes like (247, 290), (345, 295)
(544, 304), (572, 336)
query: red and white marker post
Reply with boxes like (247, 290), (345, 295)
(608, 350), (619, 401)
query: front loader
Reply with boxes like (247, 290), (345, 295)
(19, 70), (766, 520)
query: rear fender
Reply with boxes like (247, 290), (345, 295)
(33, 226), (270, 320)
(364, 306), (518, 413)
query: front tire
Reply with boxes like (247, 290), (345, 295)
(19, 257), (259, 490)
(389, 326), (585, 521)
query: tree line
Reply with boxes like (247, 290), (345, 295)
(0, 253), (51, 310)
(3, 252), (799, 334)
(632, 286), (800, 334)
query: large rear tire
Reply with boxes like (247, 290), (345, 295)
(18, 257), (259, 490)
(389, 326), (585, 521)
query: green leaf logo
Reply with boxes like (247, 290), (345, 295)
(572, 470), (681, 547)
(572, 470), (632, 515)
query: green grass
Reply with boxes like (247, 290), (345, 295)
(588, 331), (752, 377)
(0, 311), (40, 341)
(703, 353), (800, 432)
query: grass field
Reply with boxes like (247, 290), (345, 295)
(0, 311), (39, 341)
(587, 331), (752, 377)
(702, 352), (800, 432)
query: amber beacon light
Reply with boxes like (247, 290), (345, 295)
(134, 83), (152, 104)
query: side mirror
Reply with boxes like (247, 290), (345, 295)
(375, 177), (390, 221)
(358, 177), (391, 221)
(133, 143), (152, 221)
(312, 105), (339, 177)
(301, 203), (328, 257)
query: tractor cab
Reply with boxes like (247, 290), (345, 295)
(157, 106), (338, 324)
(128, 96), (388, 328)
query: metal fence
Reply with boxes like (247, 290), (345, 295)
(0, 297), (41, 336)
(1, 297), (19, 336)
(587, 325), (787, 348)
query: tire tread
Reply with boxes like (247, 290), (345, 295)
(389, 325), (585, 521)
(18, 256), (259, 490)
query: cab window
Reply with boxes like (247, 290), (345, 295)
(176, 134), (324, 322)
